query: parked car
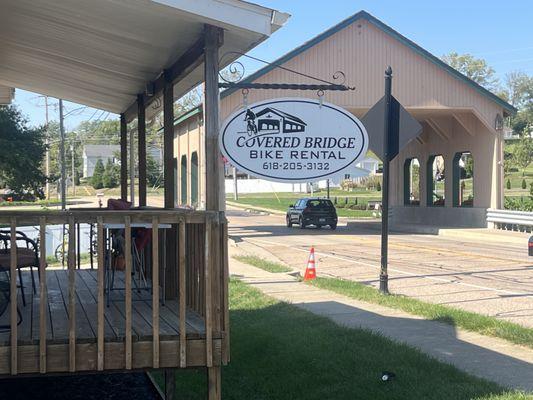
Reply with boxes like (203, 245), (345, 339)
(286, 198), (338, 230)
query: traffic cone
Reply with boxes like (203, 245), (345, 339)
(304, 246), (317, 281)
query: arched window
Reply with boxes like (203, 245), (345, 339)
(180, 155), (187, 205)
(453, 151), (473, 207)
(191, 152), (199, 207)
(403, 158), (420, 205)
(427, 155), (445, 206)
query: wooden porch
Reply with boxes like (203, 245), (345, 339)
(0, 210), (229, 376)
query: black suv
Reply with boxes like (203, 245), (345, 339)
(286, 198), (338, 230)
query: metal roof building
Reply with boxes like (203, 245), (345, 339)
(219, 10), (514, 228)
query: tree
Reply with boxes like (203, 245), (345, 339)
(0, 105), (47, 199)
(146, 153), (162, 187)
(91, 159), (105, 189)
(513, 137), (533, 176)
(502, 71), (533, 137)
(441, 52), (499, 91)
(102, 159), (119, 188)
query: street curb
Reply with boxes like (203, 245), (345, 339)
(226, 201), (286, 216)
(346, 220), (529, 245)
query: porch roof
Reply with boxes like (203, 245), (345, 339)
(0, 0), (289, 116)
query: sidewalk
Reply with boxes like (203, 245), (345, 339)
(229, 254), (533, 392)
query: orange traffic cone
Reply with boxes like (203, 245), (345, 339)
(304, 246), (317, 281)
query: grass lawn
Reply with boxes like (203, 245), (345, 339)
(227, 192), (380, 218)
(233, 255), (292, 273)
(152, 279), (528, 400)
(309, 277), (533, 350)
(504, 164), (533, 197)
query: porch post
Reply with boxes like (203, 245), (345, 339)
(204, 24), (223, 400)
(163, 73), (175, 208)
(163, 72), (178, 299)
(203, 25), (224, 212)
(120, 114), (128, 201)
(138, 95), (147, 207)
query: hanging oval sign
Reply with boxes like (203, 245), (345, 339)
(219, 98), (369, 183)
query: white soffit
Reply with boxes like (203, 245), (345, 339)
(0, 0), (289, 114)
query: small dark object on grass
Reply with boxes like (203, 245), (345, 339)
(381, 371), (396, 382)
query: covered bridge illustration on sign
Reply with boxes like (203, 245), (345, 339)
(255, 107), (307, 133)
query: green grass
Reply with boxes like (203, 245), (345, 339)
(233, 254), (292, 273)
(504, 164), (533, 197)
(227, 192), (379, 218)
(151, 279), (529, 399)
(0, 199), (63, 207)
(308, 276), (533, 350)
(46, 252), (91, 268)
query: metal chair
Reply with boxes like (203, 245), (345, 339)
(0, 230), (40, 306)
(0, 270), (22, 332)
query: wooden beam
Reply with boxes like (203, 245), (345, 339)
(204, 218), (213, 368)
(204, 25), (224, 211)
(123, 38), (206, 122)
(97, 217), (105, 371)
(453, 113), (476, 136)
(178, 221), (187, 368)
(124, 216), (132, 370)
(68, 217), (76, 372)
(10, 218), (17, 375)
(120, 114), (128, 201)
(39, 217), (47, 374)
(138, 95), (147, 207)
(163, 74), (175, 209)
(152, 217), (160, 369)
(164, 369), (176, 400)
(426, 117), (451, 141)
(208, 366), (222, 400)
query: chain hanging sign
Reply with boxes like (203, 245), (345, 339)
(219, 98), (368, 183)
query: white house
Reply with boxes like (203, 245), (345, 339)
(82, 144), (120, 177)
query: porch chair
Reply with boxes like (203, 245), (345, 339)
(0, 270), (23, 332)
(0, 230), (40, 306)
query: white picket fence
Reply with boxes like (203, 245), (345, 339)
(486, 209), (533, 232)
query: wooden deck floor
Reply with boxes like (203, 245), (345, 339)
(0, 269), (206, 346)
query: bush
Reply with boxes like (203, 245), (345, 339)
(376, 181), (382, 191)
(505, 196), (533, 212)
(91, 159), (105, 189)
(522, 179), (527, 189)
(506, 179), (511, 190)
(102, 159), (119, 188)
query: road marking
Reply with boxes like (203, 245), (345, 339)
(242, 236), (533, 297)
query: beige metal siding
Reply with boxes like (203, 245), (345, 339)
(221, 19), (503, 130)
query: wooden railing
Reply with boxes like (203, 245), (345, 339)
(0, 209), (229, 375)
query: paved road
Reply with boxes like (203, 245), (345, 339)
(227, 209), (533, 328)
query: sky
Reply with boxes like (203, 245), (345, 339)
(12, 0), (533, 130)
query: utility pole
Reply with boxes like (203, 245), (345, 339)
(326, 179), (330, 199)
(233, 166), (238, 200)
(70, 142), (76, 197)
(45, 96), (51, 199)
(129, 127), (135, 206)
(379, 67), (392, 295)
(59, 99), (66, 210)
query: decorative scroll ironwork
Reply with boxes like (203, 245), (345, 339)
(218, 51), (355, 91)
